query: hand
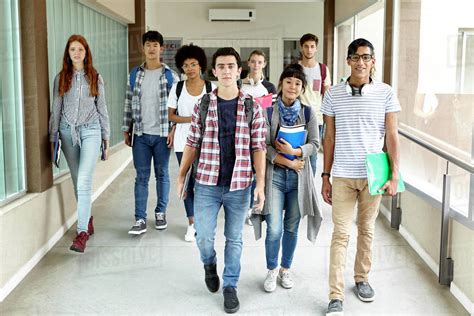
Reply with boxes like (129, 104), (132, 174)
(275, 138), (295, 156)
(102, 140), (110, 161)
(124, 132), (131, 147)
(289, 159), (305, 172)
(252, 184), (265, 212)
(379, 178), (398, 196)
(321, 178), (333, 205)
(167, 127), (175, 148)
(176, 173), (186, 200)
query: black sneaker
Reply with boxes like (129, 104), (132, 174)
(204, 264), (220, 293)
(355, 281), (375, 302)
(128, 219), (146, 235)
(223, 287), (240, 314)
(155, 212), (167, 230)
(326, 299), (343, 315)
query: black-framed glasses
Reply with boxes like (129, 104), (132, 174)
(349, 54), (373, 62)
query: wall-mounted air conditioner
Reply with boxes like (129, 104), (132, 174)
(209, 9), (256, 22)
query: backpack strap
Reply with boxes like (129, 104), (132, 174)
(319, 63), (327, 95)
(129, 66), (139, 92)
(164, 68), (174, 92)
(243, 97), (254, 130)
(205, 80), (212, 93)
(176, 80), (185, 100)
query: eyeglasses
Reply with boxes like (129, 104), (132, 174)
(349, 54), (373, 62)
(182, 63), (199, 70)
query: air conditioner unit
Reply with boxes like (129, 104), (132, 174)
(209, 9), (256, 22)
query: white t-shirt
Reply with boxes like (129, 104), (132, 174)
(167, 81), (216, 152)
(241, 81), (270, 97)
(321, 80), (401, 178)
(299, 63), (331, 124)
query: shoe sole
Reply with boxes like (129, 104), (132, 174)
(155, 225), (167, 230)
(224, 304), (240, 314)
(278, 276), (293, 289)
(358, 293), (375, 302)
(264, 284), (276, 292)
(326, 312), (343, 316)
(69, 246), (84, 253)
(128, 229), (147, 235)
(184, 236), (196, 242)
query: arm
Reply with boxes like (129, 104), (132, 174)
(122, 72), (133, 146)
(380, 112), (400, 195)
(48, 75), (62, 161)
(168, 108), (192, 123)
(252, 150), (266, 210)
(322, 114), (335, 204)
(96, 75), (110, 159)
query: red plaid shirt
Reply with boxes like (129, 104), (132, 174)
(186, 89), (266, 191)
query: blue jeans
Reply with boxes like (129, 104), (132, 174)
(175, 152), (194, 218)
(132, 134), (170, 221)
(59, 120), (101, 233)
(265, 166), (301, 270)
(309, 124), (323, 177)
(194, 182), (251, 288)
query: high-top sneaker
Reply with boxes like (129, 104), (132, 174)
(70, 231), (89, 253)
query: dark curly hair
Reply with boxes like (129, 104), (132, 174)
(174, 44), (208, 74)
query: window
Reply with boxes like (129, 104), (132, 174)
(0, 0), (25, 203)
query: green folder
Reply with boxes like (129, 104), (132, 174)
(366, 152), (405, 195)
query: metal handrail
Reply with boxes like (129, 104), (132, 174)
(398, 128), (474, 173)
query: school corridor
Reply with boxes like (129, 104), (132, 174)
(0, 155), (468, 315)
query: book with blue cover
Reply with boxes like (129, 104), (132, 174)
(276, 124), (306, 161)
(53, 132), (61, 168)
(366, 152), (405, 195)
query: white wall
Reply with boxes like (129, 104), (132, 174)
(335, 0), (378, 25)
(79, 0), (135, 24)
(146, 1), (324, 84)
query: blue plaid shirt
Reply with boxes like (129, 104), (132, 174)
(122, 62), (179, 137)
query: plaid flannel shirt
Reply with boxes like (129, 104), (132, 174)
(186, 89), (267, 191)
(122, 62), (179, 137)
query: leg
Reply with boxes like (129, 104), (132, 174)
(152, 136), (171, 214)
(354, 179), (382, 283)
(59, 121), (80, 199)
(329, 178), (359, 301)
(132, 135), (153, 221)
(281, 170), (301, 269)
(75, 122), (101, 233)
(176, 152), (194, 220)
(194, 183), (221, 266)
(222, 185), (251, 288)
(265, 167), (286, 270)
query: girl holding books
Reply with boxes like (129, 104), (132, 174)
(48, 34), (110, 253)
(167, 44), (215, 242)
(258, 63), (321, 292)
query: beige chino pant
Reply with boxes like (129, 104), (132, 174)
(328, 177), (382, 301)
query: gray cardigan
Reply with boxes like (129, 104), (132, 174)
(250, 102), (323, 243)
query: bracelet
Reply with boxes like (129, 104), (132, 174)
(321, 172), (331, 178)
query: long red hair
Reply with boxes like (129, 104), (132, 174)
(58, 34), (99, 97)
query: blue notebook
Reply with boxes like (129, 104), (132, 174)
(276, 124), (306, 160)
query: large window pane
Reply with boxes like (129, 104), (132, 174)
(46, 0), (128, 175)
(0, 0), (25, 202)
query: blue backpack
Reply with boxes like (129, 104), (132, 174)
(129, 66), (174, 92)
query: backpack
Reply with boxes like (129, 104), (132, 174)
(129, 66), (174, 93)
(319, 63), (327, 95)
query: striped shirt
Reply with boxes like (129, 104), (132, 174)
(49, 70), (110, 146)
(321, 80), (401, 178)
(186, 89), (267, 191)
(122, 62), (179, 137)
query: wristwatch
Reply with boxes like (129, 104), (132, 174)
(321, 172), (331, 178)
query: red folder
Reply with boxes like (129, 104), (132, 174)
(254, 93), (273, 109)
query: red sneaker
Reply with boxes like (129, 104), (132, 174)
(70, 231), (89, 253)
(88, 216), (94, 235)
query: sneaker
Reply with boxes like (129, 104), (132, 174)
(355, 281), (375, 302)
(155, 212), (167, 230)
(70, 231), (89, 253)
(184, 224), (196, 242)
(204, 263), (220, 293)
(326, 299), (343, 315)
(278, 269), (294, 289)
(87, 216), (94, 236)
(263, 269), (278, 292)
(128, 219), (147, 235)
(223, 287), (240, 314)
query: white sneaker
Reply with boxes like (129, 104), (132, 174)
(279, 270), (294, 289)
(184, 224), (196, 242)
(263, 269), (278, 292)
